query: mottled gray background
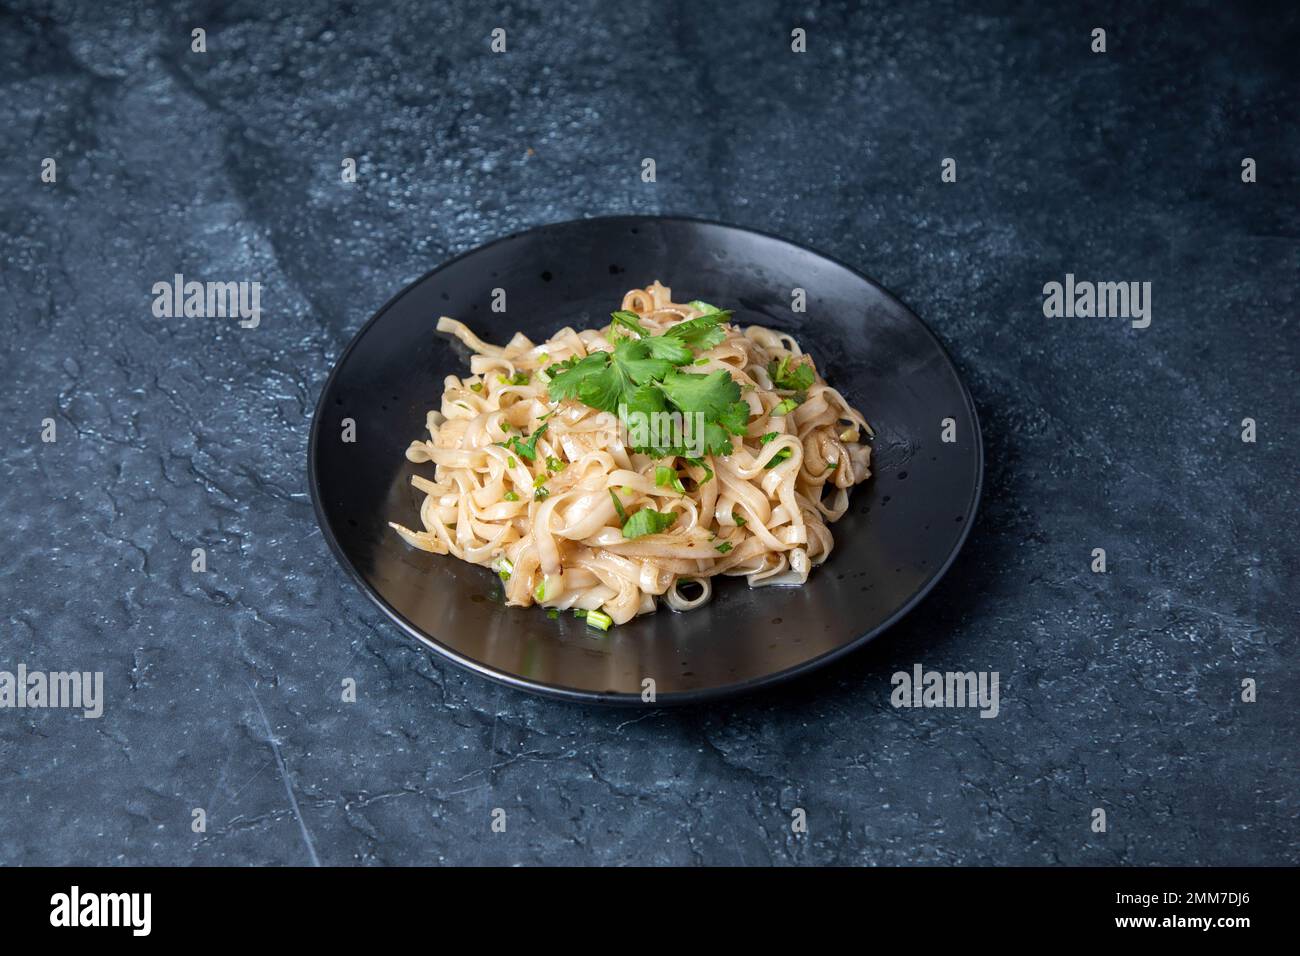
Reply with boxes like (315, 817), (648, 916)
(1, 0), (1296, 866)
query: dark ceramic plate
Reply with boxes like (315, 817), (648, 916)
(309, 216), (982, 704)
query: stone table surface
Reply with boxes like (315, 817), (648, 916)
(1, 0), (1296, 866)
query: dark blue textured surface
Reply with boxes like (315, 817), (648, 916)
(1, 0), (1296, 865)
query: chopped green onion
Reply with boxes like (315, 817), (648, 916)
(760, 431), (780, 445)
(503, 490), (520, 502)
(546, 609), (559, 620)
(546, 456), (566, 472)
(773, 398), (800, 416)
(694, 357), (710, 366)
(534, 579), (546, 601)
(732, 511), (746, 526)
(573, 608), (588, 619)
(655, 466), (685, 494)
(715, 541), (733, 554)
(470, 382), (483, 392)
(764, 448), (793, 469)
(609, 488), (627, 521)
(585, 609), (613, 631)
(534, 485), (550, 501)
(507, 456), (517, 469)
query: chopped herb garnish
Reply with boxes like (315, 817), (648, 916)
(470, 382), (483, 392)
(732, 511), (746, 526)
(684, 456), (714, 482)
(764, 447), (793, 468)
(508, 371), (530, 385)
(773, 397), (800, 416)
(547, 309), (744, 455)
(621, 507), (677, 539)
(759, 431), (780, 445)
(504, 490), (520, 502)
(546, 455), (566, 473)
(496, 422), (549, 461)
(655, 465), (685, 493)
(715, 541), (733, 554)
(534, 485), (550, 500)
(546, 609), (559, 620)
(768, 355), (815, 393)
(573, 608), (588, 619)
(608, 488), (627, 521)
(664, 311), (731, 349)
(585, 609), (613, 631)
(534, 580), (546, 601)
(507, 456), (517, 469)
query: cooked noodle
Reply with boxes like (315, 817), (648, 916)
(389, 281), (873, 626)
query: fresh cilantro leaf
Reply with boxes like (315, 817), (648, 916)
(663, 311), (730, 350)
(657, 369), (742, 421)
(621, 382), (668, 419)
(608, 310), (696, 364)
(609, 310), (650, 337)
(717, 400), (750, 436)
(769, 355), (815, 392)
(700, 422), (737, 456)
(621, 508), (677, 539)
(575, 362), (627, 412)
(642, 334), (693, 364)
(547, 353), (610, 403)
(615, 339), (676, 385)
(497, 422), (549, 461)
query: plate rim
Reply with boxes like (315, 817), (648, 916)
(307, 214), (985, 706)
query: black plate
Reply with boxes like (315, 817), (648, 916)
(308, 216), (982, 704)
